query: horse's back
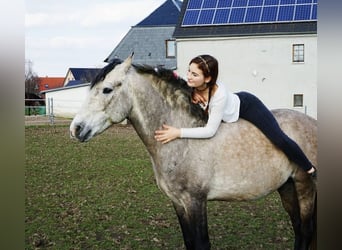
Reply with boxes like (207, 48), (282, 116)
(185, 109), (317, 201)
(271, 109), (317, 165)
(216, 108), (317, 166)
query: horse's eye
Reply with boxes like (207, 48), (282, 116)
(103, 88), (113, 94)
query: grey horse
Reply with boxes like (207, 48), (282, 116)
(70, 55), (317, 250)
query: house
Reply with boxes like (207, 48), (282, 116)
(63, 68), (101, 87)
(105, 0), (183, 69)
(43, 83), (91, 118)
(173, 0), (317, 118)
(41, 67), (101, 118)
(39, 68), (100, 117)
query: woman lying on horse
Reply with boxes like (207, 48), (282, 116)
(154, 54), (317, 178)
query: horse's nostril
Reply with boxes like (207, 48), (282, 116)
(73, 123), (84, 138)
(75, 124), (81, 133)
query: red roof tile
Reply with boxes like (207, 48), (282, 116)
(38, 77), (65, 92)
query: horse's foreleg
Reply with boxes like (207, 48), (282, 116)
(173, 202), (194, 249)
(172, 198), (210, 250)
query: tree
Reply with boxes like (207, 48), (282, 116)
(25, 60), (40, 95)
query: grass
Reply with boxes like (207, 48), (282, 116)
(25, 125), (293, 249)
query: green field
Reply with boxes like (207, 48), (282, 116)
(25, 125), (293, 249)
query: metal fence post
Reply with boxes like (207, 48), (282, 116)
(48, 97), (55, 125)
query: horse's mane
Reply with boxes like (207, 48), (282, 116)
(134, 64), (209, 121)
(90, 58), (123, 89)
(90, 59), (208, 122)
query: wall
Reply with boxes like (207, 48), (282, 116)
(175, 34), (317, 118)
(44, 84), (90, 118)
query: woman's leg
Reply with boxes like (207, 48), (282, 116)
(236, 92), (315, 174)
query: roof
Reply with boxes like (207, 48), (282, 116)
(41, 83), (90, 94)
(38, 77), (64, 92)
(104, 0), (183, 68)
(64, 80), (84, 87)
(68, 68), (101, 82)
(136, 0), (183, 27)
(104, 27), (177, 68)
(173, 0), (317, 38)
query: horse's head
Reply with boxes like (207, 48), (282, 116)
(70, 55), (133, 142)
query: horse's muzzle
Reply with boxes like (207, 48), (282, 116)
(70, 123), (91, 142)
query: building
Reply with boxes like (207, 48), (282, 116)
(43, 83), (91, 118)
(63, 68), (101, 87)
(105, 0), (183, 69)
(173, 0), (317, 118)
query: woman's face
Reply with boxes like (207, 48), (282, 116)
(186, 63), (211, 88)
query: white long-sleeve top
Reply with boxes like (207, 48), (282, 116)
(180, 82), (240, 138)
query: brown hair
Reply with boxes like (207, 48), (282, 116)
(189, 55), (219, 113)
(189, 54), (219, 88)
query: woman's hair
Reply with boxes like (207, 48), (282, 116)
(189, 54), (218, 87)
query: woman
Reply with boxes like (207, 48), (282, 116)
(154, 55), (316, 177)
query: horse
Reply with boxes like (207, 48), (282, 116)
(70, 55), (317, 250)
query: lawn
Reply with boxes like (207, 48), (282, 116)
(25, 124), (293, 249)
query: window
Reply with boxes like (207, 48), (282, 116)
(293, 94), (303, 107)
(166, 39), (176, 58)
(292, 44), (304, 62)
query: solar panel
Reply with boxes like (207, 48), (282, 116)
(214, 8), (230, 23)
(261, 6), (277, 21)
(203, 0), (218, 8)
(278, 6), (295, 21)
(198, 9), (215, 24)
(181, 0), (317, 26)
(245, 7), (262, 22)
(233, 0), (248, 7)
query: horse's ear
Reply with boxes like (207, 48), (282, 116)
(121, 53), (134, 73)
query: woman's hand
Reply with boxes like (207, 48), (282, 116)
(154, 124), (180, 144)
(192, 91), (207, 104)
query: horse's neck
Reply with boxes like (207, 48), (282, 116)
(127, 77), (197, 153)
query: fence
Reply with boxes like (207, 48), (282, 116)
(25, 98), (55, 124)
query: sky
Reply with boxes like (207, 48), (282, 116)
(25, 0), (167, 77)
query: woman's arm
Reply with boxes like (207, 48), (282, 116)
(154, 91), (227, 143)
(180, 93), (226, 138)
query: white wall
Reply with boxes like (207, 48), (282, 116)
(44, 84), (90, 118)
(175, 34), (317, 118)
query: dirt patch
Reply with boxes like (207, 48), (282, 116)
(25, 115), (72, 126)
